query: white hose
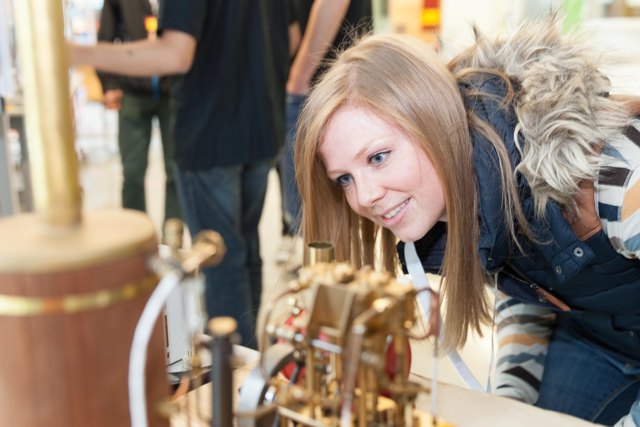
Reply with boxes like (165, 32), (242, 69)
(129, 270), (182, 427)
(404, 242), (483, 391)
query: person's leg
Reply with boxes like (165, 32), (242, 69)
(118, 93), (153, 212)
(240, 159), (271, 317)
(281, 93), (306, 234)
(536, 327), (640, 425)
(156, 96), (181, 222)
(174, 164), (257, 349)
(274, 156), (293, 265)
(275, 162), (291, 236)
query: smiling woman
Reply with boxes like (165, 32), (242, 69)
(295, 32), (488, 357)
(294, 16), (640, 426)
(318, 103), (446, 243)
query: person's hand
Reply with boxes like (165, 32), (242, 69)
(103, 89), (123, 110)
(609, 93), (640, 117)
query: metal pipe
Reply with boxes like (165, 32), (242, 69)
(209, 316), (237, 427)
(13, 0), (81, 227)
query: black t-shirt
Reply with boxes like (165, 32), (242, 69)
(159, 0), (290, 170)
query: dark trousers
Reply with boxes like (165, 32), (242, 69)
(118, 91), (181, 222)
(279, 93), (305, 234)
(536, 327), (640, 425)
(174, 159), (272, 349)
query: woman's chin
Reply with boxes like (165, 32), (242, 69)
(393, 230), (423, 243)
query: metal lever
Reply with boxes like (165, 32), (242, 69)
(162, 219), (226, 275)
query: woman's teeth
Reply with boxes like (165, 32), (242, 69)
(383, 200), (408, 219)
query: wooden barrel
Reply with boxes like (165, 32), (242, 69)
(0, 210), (170, 427)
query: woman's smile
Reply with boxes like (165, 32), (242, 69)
(381, 198), (410, 220)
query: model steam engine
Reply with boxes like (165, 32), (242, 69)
(232, 245), (440, 427)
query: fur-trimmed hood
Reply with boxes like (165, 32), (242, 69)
(450, 16), (631, 216)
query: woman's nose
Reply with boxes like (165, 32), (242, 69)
(357, 177), (384, 208)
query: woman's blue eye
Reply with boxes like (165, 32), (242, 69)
(369, 150), (390, 166)
(335, 174), (353, 186)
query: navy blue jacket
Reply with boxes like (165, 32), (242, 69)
(399, 76), (640, 363)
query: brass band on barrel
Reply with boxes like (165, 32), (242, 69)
(0, 274), (158, 316)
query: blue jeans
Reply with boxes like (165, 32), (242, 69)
(535, 328), (640, 425)
(279, 93), (306, 234)
(174, 159), (271, 349)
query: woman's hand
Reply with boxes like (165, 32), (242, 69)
(609, 93), (640, 117)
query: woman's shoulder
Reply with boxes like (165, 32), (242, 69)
(458, 74), (517, 134)
(458, 74), (510, 104)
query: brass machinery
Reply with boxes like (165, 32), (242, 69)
(235, 244), (443, 427)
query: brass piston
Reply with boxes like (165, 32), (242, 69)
(305, 241), (335, 265)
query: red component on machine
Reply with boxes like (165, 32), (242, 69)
(280, 311), (412, 385)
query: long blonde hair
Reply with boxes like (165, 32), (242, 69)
(295, 34), (491, 351)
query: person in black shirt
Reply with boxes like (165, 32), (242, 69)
(72, 0), (293, 348)
(97, 0), (180, 226)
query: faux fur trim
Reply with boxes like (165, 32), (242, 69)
(452, 16), (631, 216)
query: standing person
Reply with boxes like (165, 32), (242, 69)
(294, 18), (640, 426)
(96, 0), (181, 227)
(72, 0), (292, 349)
(276, 0), (372, 266)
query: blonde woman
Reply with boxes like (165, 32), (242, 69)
(294, 18), (640, 426)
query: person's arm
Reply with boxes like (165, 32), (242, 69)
(597, 118), (640, 259)
(287, 0), (302, 56)
(614, 153), (640, 258)
(607, 121), (640, 427)
(286, 0), (350, 95)
(491, 292), (556, 404)
(70, 29), (196, 77)
(289, 21), (301, 57)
